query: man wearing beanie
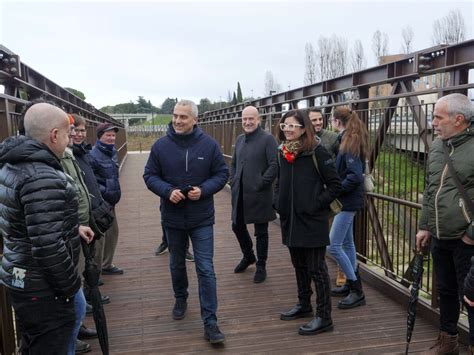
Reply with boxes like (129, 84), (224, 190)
(89, 122), (124, 275)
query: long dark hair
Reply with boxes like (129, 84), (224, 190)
(277, 109), (316, 153)
(333, 107), (369, 159)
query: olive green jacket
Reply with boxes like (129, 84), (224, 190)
(61, 148), (91, 226)
(419, 128), (474, 240)
(317, 129), (339, 158)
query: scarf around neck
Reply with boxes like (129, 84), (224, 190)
(281, 140), (301, 164)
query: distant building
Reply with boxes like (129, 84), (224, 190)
(369, 54), (449, 110)
(110, 113), (153, 128)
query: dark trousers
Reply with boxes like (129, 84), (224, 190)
(9, 291), (76, 355)
(232, 194), (269, 266)
(431, 237), (474, 344)
(288, 246), (331, 320)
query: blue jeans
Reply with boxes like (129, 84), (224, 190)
(166, 225), (218, 326)
(328, 211), (357, 281)
(68, 288), (86, 355)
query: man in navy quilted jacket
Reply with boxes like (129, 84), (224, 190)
(143, 99), (228, 344)
(90, 122), (124, 275)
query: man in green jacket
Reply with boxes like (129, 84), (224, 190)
(61, 116), (102, 353)
(416, 93), (474, 354)
(309, 108), (339, 158)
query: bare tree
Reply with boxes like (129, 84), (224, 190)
(350, 39), (366, 72)
(264, 70), (281, 95)
(315, 35), (348, 81)
(432, 9), (466, 45)
(316, 36), (332, 81)
(401, 26), (414, 54)
(329, 35), (348, 78)
(304, 42), (317, 85)
(372, 29), (389, 64)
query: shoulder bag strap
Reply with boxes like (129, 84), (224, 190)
(311, 151), (321, 178)
(443, 143), (474, 219)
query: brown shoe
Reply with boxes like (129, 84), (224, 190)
(423, 331), (459, 355)
(335, 266), (346, 287)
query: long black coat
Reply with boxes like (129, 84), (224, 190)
(274, 144), (342, 248)
(231, 126), (278, 224)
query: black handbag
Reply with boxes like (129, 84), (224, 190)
(91, 199), (115, 235)
(311, 153), (342, 215)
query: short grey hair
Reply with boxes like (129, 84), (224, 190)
(176, 99), (199, 118)
(438, 93), (473, 124)
(24, 103), (68, 143)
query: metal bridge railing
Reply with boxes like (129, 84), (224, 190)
(198, 39), (474, 342)
(0, 44), (128, 355)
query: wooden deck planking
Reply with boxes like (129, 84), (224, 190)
(84, 153), (444, 354)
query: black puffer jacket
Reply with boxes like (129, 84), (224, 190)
(274, 144), (342, 248)
(0, 136), (81, 298)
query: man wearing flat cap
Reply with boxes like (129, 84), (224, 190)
(89, 122), (124, 275)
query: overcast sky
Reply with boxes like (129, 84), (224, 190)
(1, 0), (472, 109)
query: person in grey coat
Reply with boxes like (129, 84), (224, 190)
(231, 106), (278, 283)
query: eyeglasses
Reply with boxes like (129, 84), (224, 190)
(279, 123), (303, 130)
(75, 129), (86, 134)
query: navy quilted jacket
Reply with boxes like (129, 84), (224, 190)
(143, 124), (229, 230)
(89, 140), (121, 206)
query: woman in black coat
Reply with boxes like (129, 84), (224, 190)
(274, 110), (342, 336)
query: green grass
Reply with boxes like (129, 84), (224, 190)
(142, 114), (172, 125)
(375, 149), (426, 202)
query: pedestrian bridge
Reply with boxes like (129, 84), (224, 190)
(1, 40), (473, 354)
(83, 152), (442, 354)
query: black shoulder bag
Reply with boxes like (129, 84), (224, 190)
(443, 143), (474, 239)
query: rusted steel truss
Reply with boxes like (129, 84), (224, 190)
(198, 40), (474, 313)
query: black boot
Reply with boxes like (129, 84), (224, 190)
(298, 317), (333, 335)
(337, 277), (365, 309)
(280, 303), (313, 321)
(331, 282), (350, 297)
(234, 254), (256, 273)
(253, 265), (267, 283)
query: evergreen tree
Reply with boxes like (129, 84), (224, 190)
(232, 92), (237, 105)
(65, 87), (86, 100)
(161, 98), (178, 114)
(237, 82), (243, 103)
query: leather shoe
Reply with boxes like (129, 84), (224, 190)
(75, 339), (91, 353)
(78, 324), (98, 340)
(204, 324), (225, 344)
(234, 255), (256, 273)
(280, 303), (313, 321)
(102, 265), (124, 275)
(172, 299), (187, 320)
(85, 295), (110, 305)
(155, 242), (168, 255)
(253, 266), (267, 283)
(298, 317), (333, 335)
